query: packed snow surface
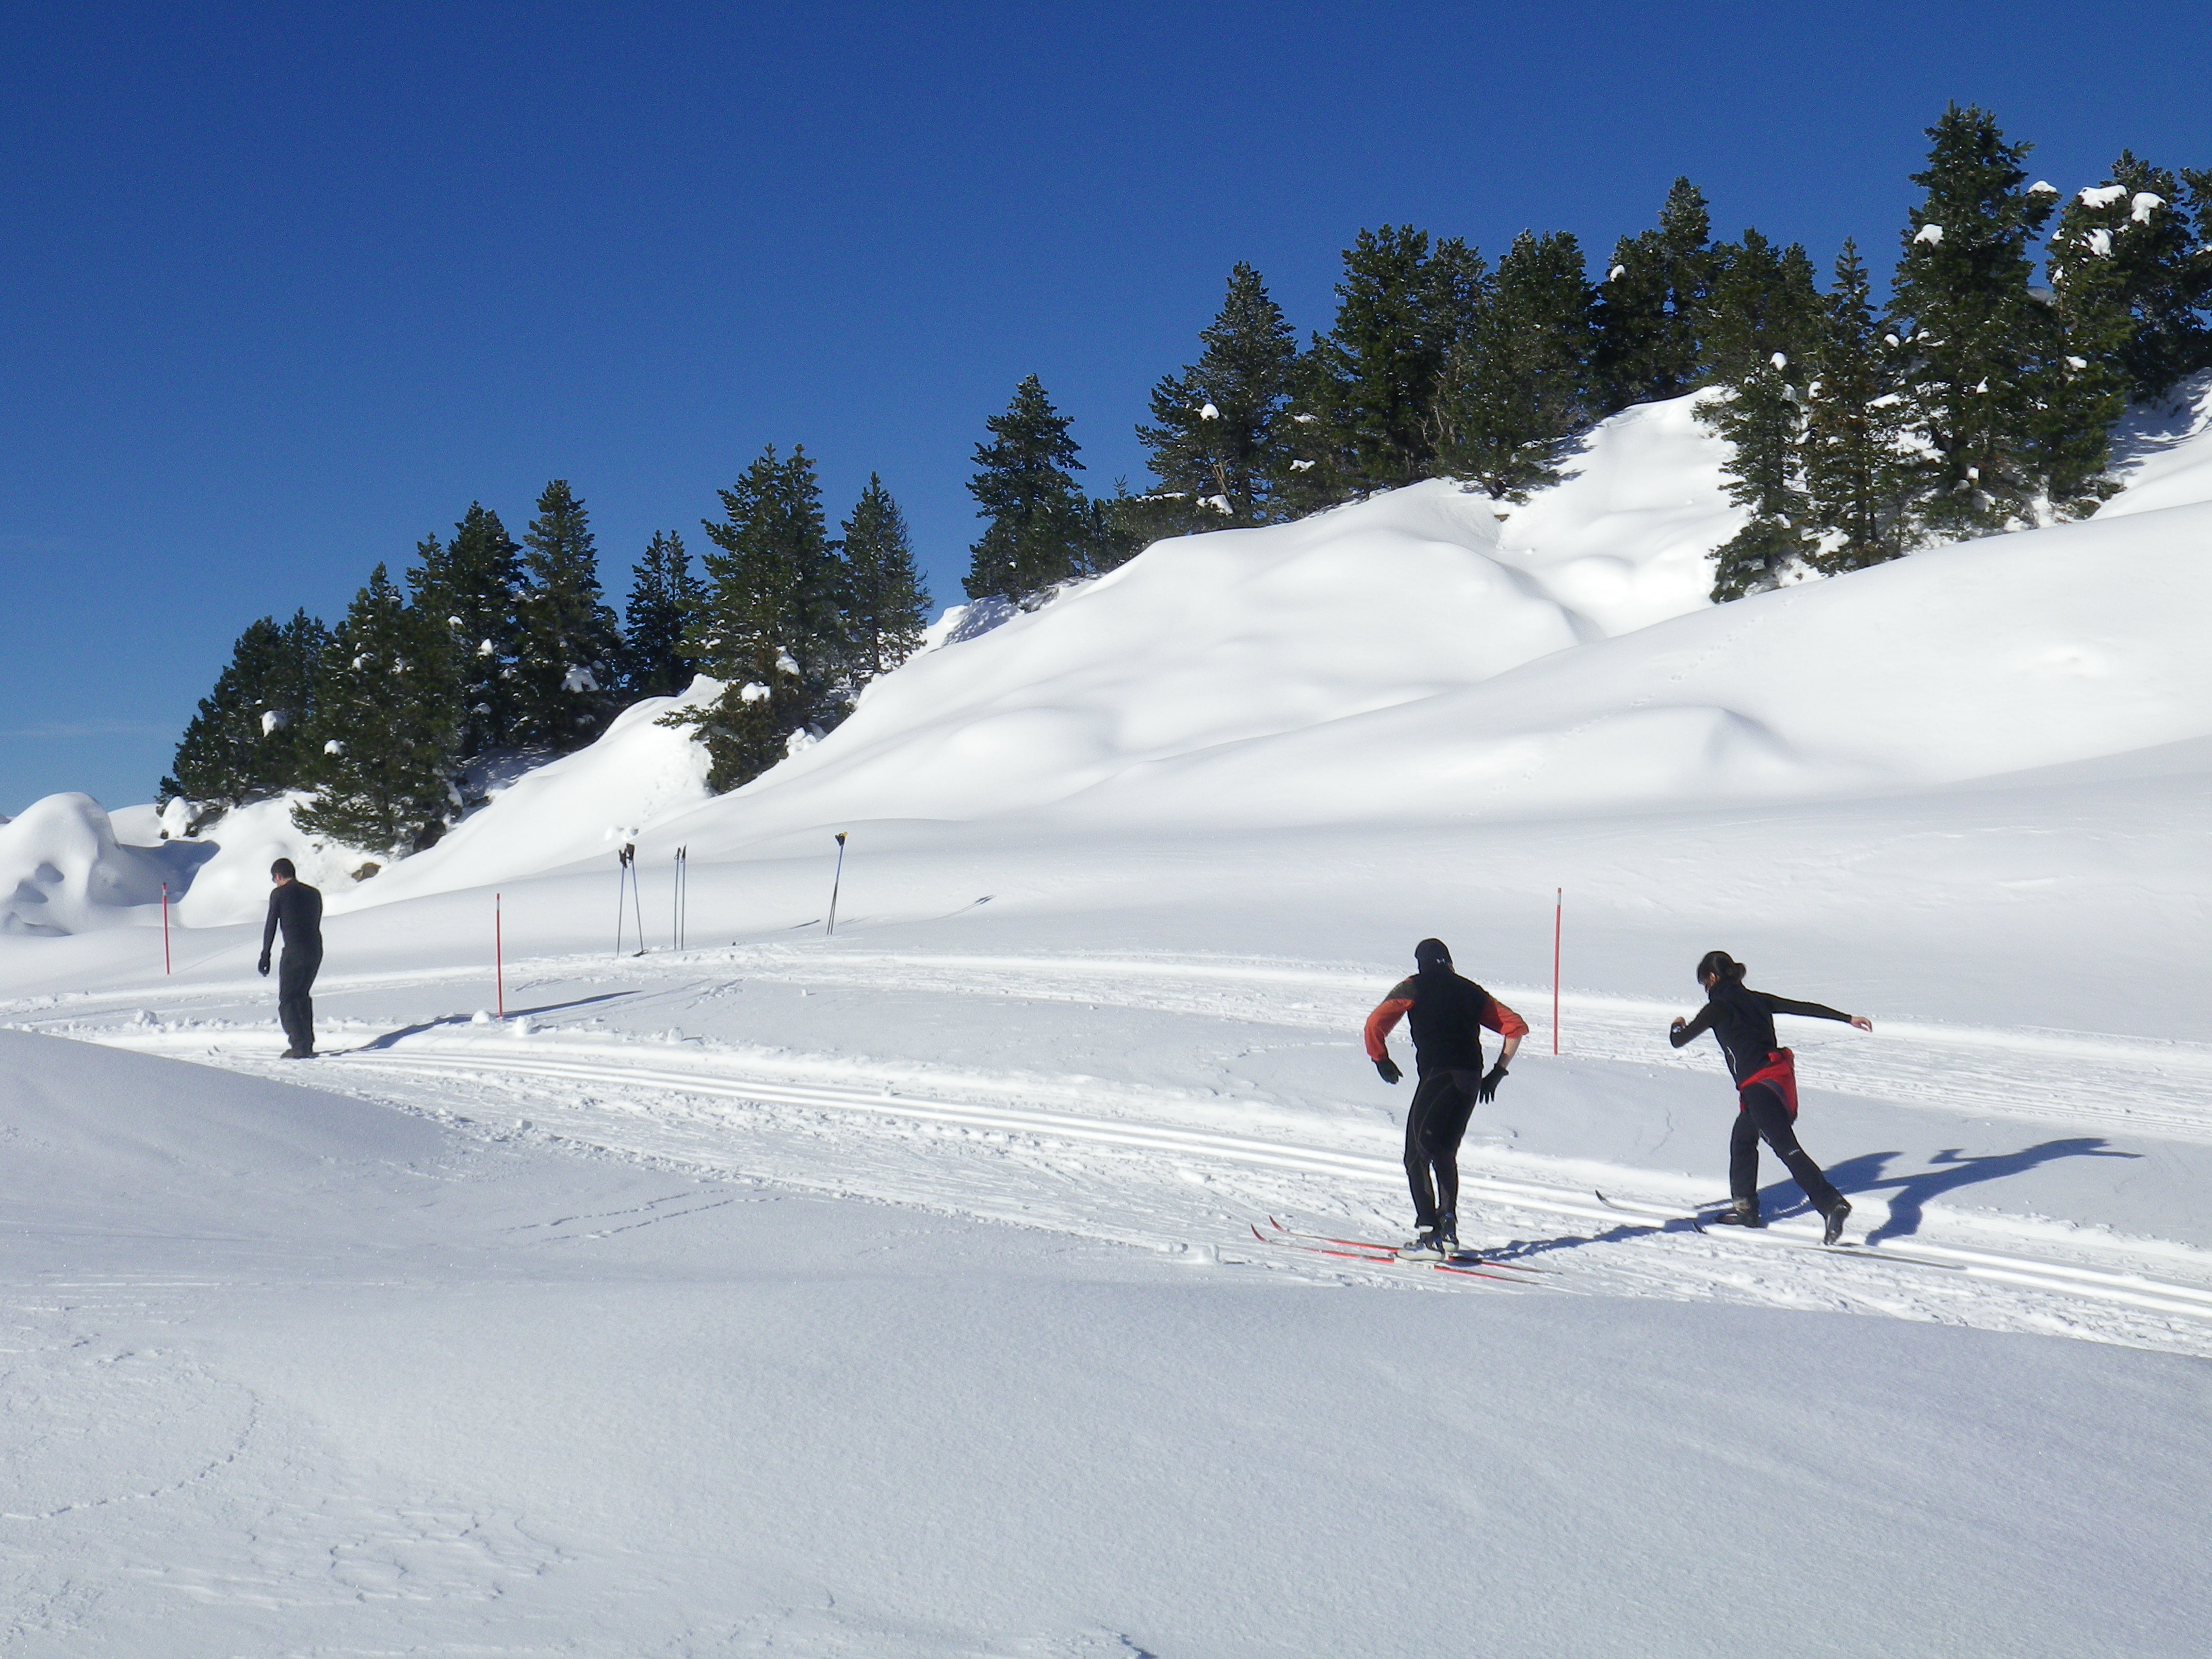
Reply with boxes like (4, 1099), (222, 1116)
(5, 386), (2212, 1653)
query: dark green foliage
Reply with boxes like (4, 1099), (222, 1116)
(409, 503), (523, 759)
(1093, 480), (1192, 573)
(1287, 227), (1487, 502)
(1595, 178), (1715, 410)
(838, 475), (931, 679)
(1886, 104), (2096, 536)
(296, 564), (462, 854)
(1136, 263), (1300, 527)
(621, 530), (704, 700)
(1804, 241), (1916, 573)
(1702, 230), (1825, 385)
(2048, 153), (2212, 406)
(964, 376), (1093, 603)
(1429, 230), (1597, 498)
(512, 480), (623, 751)
(159, 610), (329, 807)
(676, 445), (847, 792)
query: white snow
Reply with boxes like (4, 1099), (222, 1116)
(7, 383), (2212, 1652)
(2079, 184), (2129, 208)
(2132, 191), (2166, 223)
(1913, 222), (1944, 245)
(2087, 226), (2114, 257)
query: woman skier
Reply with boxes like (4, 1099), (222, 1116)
(1669, 950), (1870, 1244)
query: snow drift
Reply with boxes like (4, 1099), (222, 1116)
(0, 794), (206, 936)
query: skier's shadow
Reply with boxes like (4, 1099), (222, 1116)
(1774, 1138), (2138, 1243)
(352, 991), (641, 1051)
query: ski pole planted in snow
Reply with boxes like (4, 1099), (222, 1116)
(826, 832), (848, 936)
(628, 845), (647, 957)
(1552, 887), (1562, 1056)
(496, 891), (505, 1019)
(672, 845), (688, 952)
(161, 882), (171, 976)
(615, 843), (635, 958)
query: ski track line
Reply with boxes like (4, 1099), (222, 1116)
(82, 1025), (2212, 1339)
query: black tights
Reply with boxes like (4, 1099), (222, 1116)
(1730, 1084), (1840, 1211)
(1404, 1069), (1480, 1230)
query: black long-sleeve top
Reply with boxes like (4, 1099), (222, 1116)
(262, 880), (324, 958)
(1669, 980), (1851, 1085)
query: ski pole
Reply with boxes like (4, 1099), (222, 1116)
(1552, 887), (1562, 1056)
(614, 845), (631, 958)
(826, 832), (847, 936)
(161, 882), (171, 976)
(629, 845), (647, 957)
(495, 891), (505, 1019)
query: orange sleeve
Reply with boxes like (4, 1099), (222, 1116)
(1481, 996), (1530, 1041)
(1364, 986), (1414, 1061)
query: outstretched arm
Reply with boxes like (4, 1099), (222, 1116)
(1757, 991), (1871, 1031)
(1364, 980), (1414, 1083)
(1669, 1005), (1715, 1048)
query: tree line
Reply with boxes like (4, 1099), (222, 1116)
(166, 104), (2211, 852)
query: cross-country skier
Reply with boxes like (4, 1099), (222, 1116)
(258, 858), (324, 1060)
(1668, 950), (1871, 1244)
(1365, 938), (1527, 1260)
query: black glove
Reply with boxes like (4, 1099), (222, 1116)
(257, 955), (271, 977)
(1474, 1063), (1508, 1103)
(1374, 1055), (1402, 1085)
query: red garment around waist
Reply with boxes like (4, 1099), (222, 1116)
(1738, 1049), (1799, 1119)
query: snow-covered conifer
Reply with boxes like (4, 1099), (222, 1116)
(1804, 240), (1916, 573)
(1135, 263), (1299, 526)
(1594, 178), (1715, 411)
(1428, 230), (1597, 498)
(621, 530), (704, 700)
(837, 475), (931, 680)
(2048, 152), (2211, 407)
(160, 610), (329, 808)
(512, 480), (623, 751)
(676, 445), (845, 791)
(408, 503), (523, 759)
(297, 564), (461, 853)
(1702, 230), (1824, 385)
(1886, 104), (2093, 535)
(962, 376), (1092, 603)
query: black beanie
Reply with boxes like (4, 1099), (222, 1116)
(1414, 938), (1452, 974)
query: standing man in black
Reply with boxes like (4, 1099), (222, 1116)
(1365, 938), (1528, 1259)
(259, 857), (324, 1059)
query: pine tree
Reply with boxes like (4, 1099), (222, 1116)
(1704, 352), (1814, 600)
(512, 480), (623, 751)
(675, 445), (845, 791)
(160, 610), (329, 807)
(297, 564), (462, 853)
(837, 475), (931, 679)
(1701, 230), (1824, 385)
(1288, 227), (1486, 500)
(1804, 240), (1915, 573)
(1429, 230), (1597, 498)
(2048, 153), (2212, 406)
(963, 376), (1092, 603)
(1886, 105), (2087, 537)
(1698, 228), (1829, 597)
(1135, 262), (1299, 526)
(409, 502), (523, 759)
(1595, 178), (1715, 410)
(621, 530), (704, 700)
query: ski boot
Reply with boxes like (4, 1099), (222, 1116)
(1821, 1197), (1852, 1246)
(1709, 1197), (1763, 1228)
(1434, 1214), (1460, 1258)
(1397, 1228), (1445, 1261)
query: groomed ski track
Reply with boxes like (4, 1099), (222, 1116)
(26, 944), (2212, 1361)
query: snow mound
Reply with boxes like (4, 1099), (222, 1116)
(2102, 370), (2212, 521)
(0, 794), (206, 936)
(338, 685), (713, 909)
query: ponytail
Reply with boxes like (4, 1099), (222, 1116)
(1695, 950), (1747, 987)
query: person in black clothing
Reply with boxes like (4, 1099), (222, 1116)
(1669, 949), (1871, 1243)
(1365, 938), (1527, 1259)
(259, 857), (324, 1059)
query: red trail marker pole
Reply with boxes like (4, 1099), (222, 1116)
(161, 882), (171, 977)
(1552, 887), (1562, 1056)
(495, 892), (505, 1019)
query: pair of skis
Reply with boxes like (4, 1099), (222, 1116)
(1250, 1217), (1549, 1285)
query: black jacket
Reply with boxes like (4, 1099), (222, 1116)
(262, 881), (324, 958)
(1670, 980), (1849, 1084)
(1365, 969), (1528, 1075)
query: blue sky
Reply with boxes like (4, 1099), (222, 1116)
(4, 1), (2207, 814)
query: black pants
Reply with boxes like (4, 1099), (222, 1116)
(278, 948), (322, 1054)
(1731, 1084), (1840, 1211)
(1404, 1068), (1481, 1230)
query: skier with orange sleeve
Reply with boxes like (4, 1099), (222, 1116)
(1365, 938), (1527, 1260)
